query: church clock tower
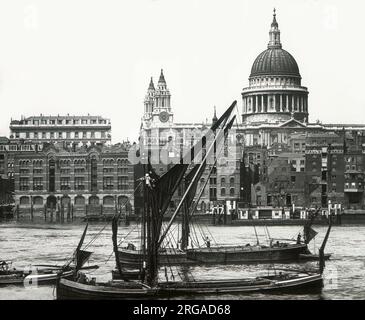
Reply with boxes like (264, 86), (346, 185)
(151, 69), (174, 126)
(142, 69), (174, 129)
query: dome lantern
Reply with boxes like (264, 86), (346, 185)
(268, 8), (282, 49)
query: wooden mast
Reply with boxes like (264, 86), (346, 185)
(158, 112), (236, 248)
(319, 215), (332, 274)
(140, 162), (147, 281)
(111, 215), (123, 279)
(180, 122), (232, 248)
(144, 163), (158, 287)
(180, 191), (190, 251)
(144, 102), (236, 286)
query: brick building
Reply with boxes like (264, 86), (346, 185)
(12, 142), (134, 220)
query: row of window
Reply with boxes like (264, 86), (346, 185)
(345, 182), (363, 189)
(293, 142), (306, 149)
(249, 77), (299, 86)
(208, 177), (235, 185)
(17, 159), (130, 168)
(20, 118), (108, 125)
(220, 188), (236, 197)
(18, 177), (130, 191)
(15, 131), (107, 139)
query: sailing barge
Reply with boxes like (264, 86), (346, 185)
(57, 270), (324, 299)
(57, 102), (332, 299)
(117, 242), (309, 268)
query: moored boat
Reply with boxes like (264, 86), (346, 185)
(0, 224), (98, 286)
(56, 102), (332, 300)
(57, 269), (323, 300)
(117, 247), (192, 268)
(118, 242), (309, 268)
(185, 243), (308, 264)
(0, 268), (75, 286)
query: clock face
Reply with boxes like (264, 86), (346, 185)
(159, 111), (169, 123)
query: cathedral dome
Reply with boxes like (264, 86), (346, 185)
(241, 10), (309, 127)
(250, 48), (300, 78)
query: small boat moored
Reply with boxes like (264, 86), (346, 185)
(0, 224), (98, 286)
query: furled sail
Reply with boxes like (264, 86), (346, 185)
(145, 101), (237, 286)
(157, 104), (237, 249)
(304, 226), (318, 244)
(74, 223), (91, 270)
(75, 250), (93, 270)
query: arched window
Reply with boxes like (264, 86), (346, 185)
(230, 177), (235, 185)
(221, 188), (226, 196)
(89, 196), (99, 206)
(75, 196), (85, 206)
(33, 196), (43, 205)
(19, 196), (30, 205)
(61, 196), (71, 206)
(230, 188), (235, 197)
(118, 195), (129, 206)
(103, 196), (115, 206)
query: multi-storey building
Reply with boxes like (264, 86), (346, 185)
(343, 132), (365, 209)
(139, 70), (243, 216)
(12, 142), (134, 220)
(1, 137), (41, 206)
(305, 133), (345, 208)
(9, 115), (111, 146)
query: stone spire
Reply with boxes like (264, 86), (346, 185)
(157, 69), (167, 91)
(158, 69), (166, 84)
(212, 106), (218, 124)
(268, 8), (282, 49)
(148, 77), (155, 91)
(144, 77), (155, 120)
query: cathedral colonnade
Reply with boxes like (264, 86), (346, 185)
(242, 93), (308, 114)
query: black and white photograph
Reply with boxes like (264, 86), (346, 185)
(0, 0), (364, 310)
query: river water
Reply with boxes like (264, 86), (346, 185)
(0, 220), (364, 300)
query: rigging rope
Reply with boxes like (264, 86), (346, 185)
(62, 181), (143, 266)
(83, 181), (143, 251)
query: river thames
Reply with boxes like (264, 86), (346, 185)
(0, 221), (364, 300)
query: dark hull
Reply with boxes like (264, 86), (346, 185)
(57, 279), (159, 300)
(57, 273), (323, 300)
(158, 274), (323, 296)
(186, 244), (308, 264)
(118, 248), (191, 268)
(111, 269), (142, 281)
(118, 244), (308, 267)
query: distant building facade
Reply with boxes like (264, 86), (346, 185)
(11, 142), (134, 220)
(0, 137), (40, 206)
(138, 11), (365, 216)
(9, 115), (111, 146)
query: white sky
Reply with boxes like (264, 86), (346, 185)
(0, 0), (364, 143)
